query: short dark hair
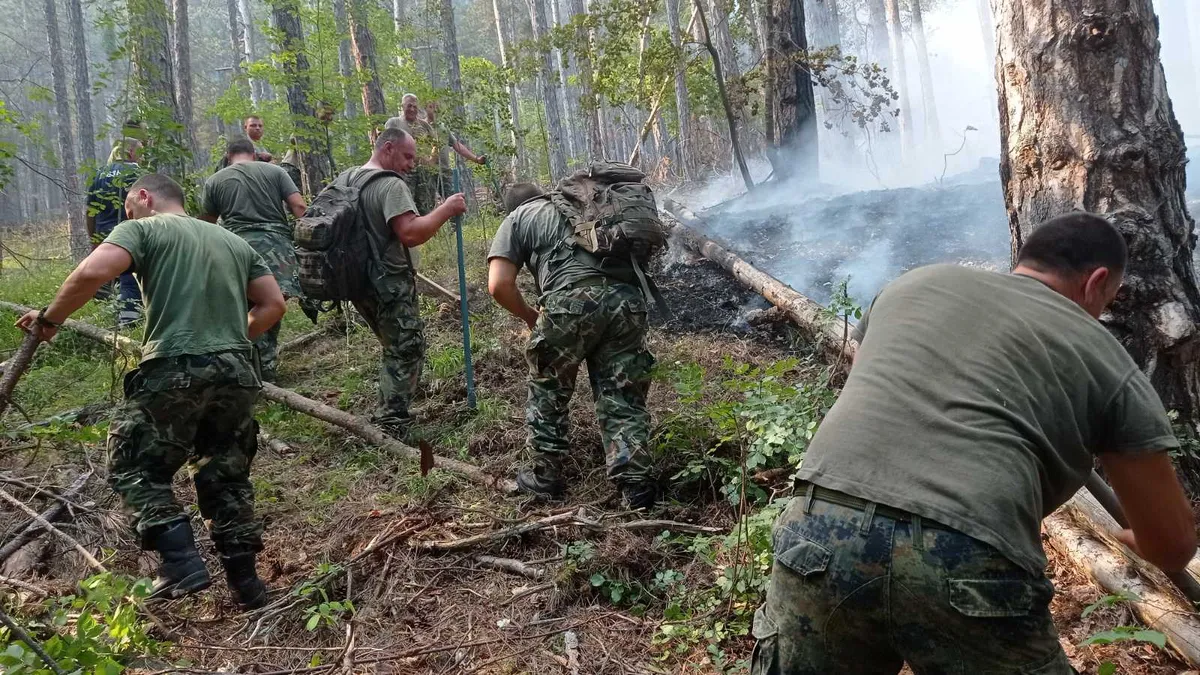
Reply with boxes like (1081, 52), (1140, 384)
(244, 115), (262, 124)
(504, 183), (546, 212)
(1016, 212), (1127, 275)
(128, 173), (185, 205)
(227, 137), (256, 157)
(375, 127), (410, 150)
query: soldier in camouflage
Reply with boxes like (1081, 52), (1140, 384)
(16, 174), (287, 609)
(201, 137), (309, 382)
(348, 128), (466, 438)
(487, 183), (657, 509)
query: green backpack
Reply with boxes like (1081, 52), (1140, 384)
(549, 161), (670, 314)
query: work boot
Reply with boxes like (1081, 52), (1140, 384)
(619, 481), (658, 510)
(516, 460), (566, 501)
(221, 553), (268, 610)
(147, 521), (211, 601)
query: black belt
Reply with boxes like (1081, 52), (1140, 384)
(798, 482), (947, 528)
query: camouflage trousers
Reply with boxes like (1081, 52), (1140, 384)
(352, 272), (425, 433)
(526, 282), (655, 485)
(751, 485), (1074, 675)
(106, 351), (264, 556)
(403, 167), (438, 215)
(239, 228), (301, 381)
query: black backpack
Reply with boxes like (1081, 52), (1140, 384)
(294, 168), (399, 301)
(549, 161), (670, 314)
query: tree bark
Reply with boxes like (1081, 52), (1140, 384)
(128, 0), (184, 177)
(237, 0), (265, 105)
(440, 0), (464, 118)
(666, 0), (692, 177)
(908, 0), (940, 149)
(171, 0), (197, 163)
(393, 0), (405, 65)
(994, 0), (1200, 489)
(867, 0), (892, 73)
(269, 0), (330, 190)
(227, 0), (251, 98)
(530, 0), (568, 179)
(332, 0), (362, 159)
(492, 0), (526, 177)
(884, 0), (914, 156)
(64, 0), (95, 169)
(769, 0), (817, 181)
(569, 0), (604, 161)
(0, 333), (39, 418)
(550, 0), (576, 164)
(348, 0), (388, 126)
(805, 0), (847, 156)
(43, 0), (88, 261)
(696, 0), (753, 190)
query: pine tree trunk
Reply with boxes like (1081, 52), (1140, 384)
(228, 0), (250, 99)
(332, 0), (362, 124)
(805, 0), (845, 151)
(770, 0), (817, 181)
(129, 0), (184, 176)
(44, 0), (87, 260)
(440, 0), (463, 112)
(696, 0), (752, 189)
(172, 0), (197, 162)
(666, 0), (692, 177)
(492, 0), (525, 177)
(64, 0), (95, 169)
(270, 0), (330, 189)
(994, 0), (1200, 490)
(348, 0), (387, 124)
(867, 0), (891, 73)
(237, 0), (264, 105)
(705, 0), (742, 171)
(550, 0), (576, 164)
(569, 0), (603, 161)
(530, 0), (568, 179)
(884, 0), (913, 156)
(909, 0), (940, 149)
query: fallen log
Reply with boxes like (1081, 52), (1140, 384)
(261, 384), (516, 493)
(0, 471), (92, 565)
(279, 327), (331, 354)
(1044, 509), (1200, 667)
(660, 199), (854, 364)
(0, 331), (39, 417)
(0, 301), (514, 493)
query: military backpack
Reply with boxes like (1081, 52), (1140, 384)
(294, 168), (398, 301)
(549, 161), (670, 313)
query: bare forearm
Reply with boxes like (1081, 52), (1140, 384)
(404, 205), (456, 246)
(247, 305), (285, 340)
(492, 282), (538, 327)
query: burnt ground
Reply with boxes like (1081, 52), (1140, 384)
(0, 228), (1190, 674)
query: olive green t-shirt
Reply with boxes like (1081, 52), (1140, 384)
(104, 213), (273, 363)
(798, 264), (1178, 575)
(383, 116), (439, 166)
(487, 198), (603, 295)
(343, 167), (418, 283)
(202, 161), (299, 238)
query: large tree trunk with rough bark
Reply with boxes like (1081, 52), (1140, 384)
(769, 0), (817, 181)
(44, 0), (87, 260)
(884, 0), (914, 156)
(492, 0), (525, 177)
(237, 0), (266, 105)
(530, 0), (568, 179)
(171, 0), (197, 163)
(909, 0), (940, 149)
(129, 0), (184, 176)
(440, 0), (464, 119)
(348, 0), (387, 126)
(666, 0), (692, 177)
(332, 0), (361, 159)
(270, 0), (330, 190)
(64, 0), (95, 168)
(227, 0), (251, 99)
(569, 0), (604, 161)
(994, 0), (1200, 490)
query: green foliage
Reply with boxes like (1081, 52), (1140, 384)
(1084, 626), (1167, 650)
(295, 563), (355, 632)
(0, 573), (164, 675)
(1081, 591), (1140, 619)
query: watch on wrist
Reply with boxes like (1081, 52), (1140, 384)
(36, 308), (61, 328)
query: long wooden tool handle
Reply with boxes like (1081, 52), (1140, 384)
(1086, 469), (1200, 604)
(0, 331), (40, 417)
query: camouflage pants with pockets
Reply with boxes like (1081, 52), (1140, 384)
(239, 228), (302, 381)
(107, 351), (264, 556)
(527, 282), (656, 485)
(352, 271), (425, 434)
(751, 485), (1074, 675)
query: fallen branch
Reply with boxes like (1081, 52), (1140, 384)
(0, 471), (93, 565)
(0, 331), (39, 417)
(414, 509), (720, 552)
(279, 327), (330, 354)
(0, 573), (50, 597)
(416, 272), (464, 308)
(0, 301), (140, 355)
(258, 433), (293, 456)
(476, 555), (545, 580)
(261, 384), (515, 492)
(617, 519), (723, 535)
(564, 630), (580, 675)
(0, 484), (104, 572)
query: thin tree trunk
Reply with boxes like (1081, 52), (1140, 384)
(569, 0), (603, 161)
(550, 0), (576, 164)
(994, 0), (1200, 490)
(530, 0), (568, 179)
(493, 0), (525, 177)
(695, 0), (752, 190)
(332, 0), (362, 139)
(237, 0), (264, 105)
(867, 0), (891, 73)
(666, 0), (692, 177)
(45, 0), (87, 260)
(171, 0), (197, 163)
(393, 0), (405, 65)
(129, 0), (184, 176)
(884, 0), (913, 156)
(228, 0), (250, 99)
(64, 0), (95, 169)
(908, 0), (940, 149)
(805, 0), (845, 156)
(270, 0), (330, 189)
(770, 0), (817, 181)
(348, 0), (387, 126)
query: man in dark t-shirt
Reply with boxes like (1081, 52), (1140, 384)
(86, 137), (143, 325)
(749, 213), (1197, 674)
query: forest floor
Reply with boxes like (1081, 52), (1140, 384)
(0, 214), (1190, 674)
